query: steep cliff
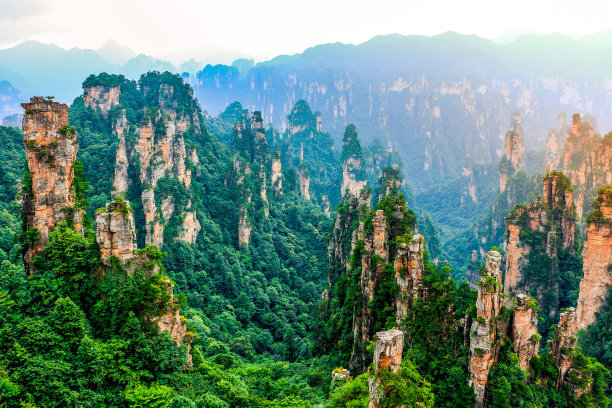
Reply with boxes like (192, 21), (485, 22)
(342, 124), (368, 200)
(559, 114), (612, 220)
(544, 112), (568, 171)
(349, 170), (418, 371)
(21, 96), (83, 273)
(83, 85), (120, 118)
(271, 151), (283, 193)
(368, 329), (404, 408)
(77, 73), (204, 250)
(551, 308), (579, 388)
(576, 186), (612, 330)
(95, 197), (137, 267)
(499, 128), (523, 192)
(394, 234), (424, 327)
(510, 294), (540, 371)
(299, 165), (311, 200)
(469, 251), (505, 408)
(503, 172), (580, 334)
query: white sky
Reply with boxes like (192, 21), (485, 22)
(1, 0), (611, 60)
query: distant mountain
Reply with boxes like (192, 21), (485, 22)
(0, 80), (22, 119)
(0, 41), (179, 109)
(188, 31), (612, 189)
(96, 39), (136, 65)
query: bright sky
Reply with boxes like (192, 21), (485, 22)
(1, 0), (611, 60)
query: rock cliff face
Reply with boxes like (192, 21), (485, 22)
(550, 308), (579, 388)
(576, 186), (612, 330)
(394, 234), (424, 326)
(238, 206), (251, 246)
(355, 210), (389, 354)
(511, 294), (540, 371)
(368, 329), (404, 408)
(95, 198), (137, 267)
(111, 110), (130, 196)
(21, 96), (83, 273)
(232, 110), (270, 164)
(544, 113), (568, 171)
(83, 85), (120, 118)
(271, 153), (283, 193)
(95, 195), (189, 351)
(503, 172), (577, 323)
(134, 107), (192, 247)
(499, 129), (523, 192)
(299, 166), (311, 200)
(558, 114), (612, 219)
(341, 124), (367, 200)
(327, 191), (371, 280)
(469, 251), (504, 408)
(349, 173), (418, 371)
(98, 78), (203, 249)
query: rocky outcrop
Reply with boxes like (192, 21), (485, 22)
(232, 111), (270, 164)
(111, 110), (130, 196)
(510, 294), (540, 371)
(377, 167), (403, 201)
(95, 198), (137, 266)
(130, 84), (198, 247)
(503, 200), (547, 295)
(559, 114), (612, 219)
(356, 210), (389, 351)
(394, 234), (424, 327)
(84, 85), (120, 118)
(238, 206), (251, 246)
(21, 96), (83, 273)
(499, 130), (523, 192)
(322, 195), (331, 218)
(179, 209), (201, 244)
(149, 276), (193, 369)
(544, 113), (568, 171)
(271, 152), (282, 193)
(503, 172), (576, 323)
(576, 186), (612, 330)
(368, 329), (404, 408)
(342, 157), (367, 199)
(341, 124), (367, 200)
(299, 166), (311, 200)
(469, 251), (504, 408)
(542, 172), (575, 250)
(550, 307), (579, 388)
(327, 190), (371, 281)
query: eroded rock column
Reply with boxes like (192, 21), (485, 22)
(21, 96), (82, 273)
(469, 251), (504, 408)
(368, 329), (404, 408)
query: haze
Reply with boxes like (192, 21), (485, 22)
(1, 0), (611, 63)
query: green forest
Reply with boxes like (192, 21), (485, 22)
(0, 72), (611, 408)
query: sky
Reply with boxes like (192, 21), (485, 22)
(1, 0), (612, 62)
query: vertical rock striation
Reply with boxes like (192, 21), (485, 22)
(511, 294), (540, 371)
(368, 329), (405, 408)
(299, 165), (311, 200)
(83, 85), (120, 118)
(503, 172), (576, 324)
(394, 234), (425, 326)
(576, 186), (612, 330)
(544, 112), (568, 171)
(341, 124), (367, 200)
(550, 307), (579, 388)
(559, 114), (612, 220)
(469, 251), (504, 408)
(499, 130), (523, 192)
(21, 96), (82, 273)
(95, 198), (137, 267)
(271, 152), (283, 193)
